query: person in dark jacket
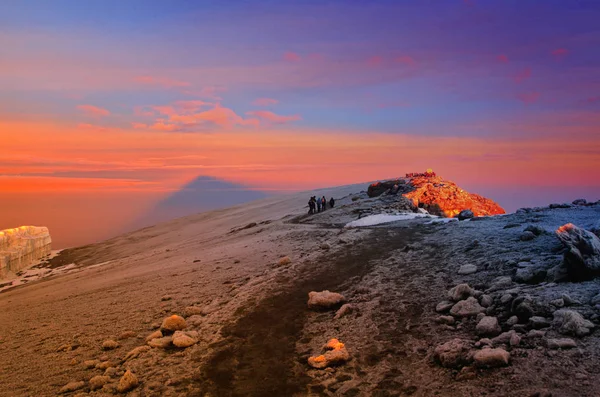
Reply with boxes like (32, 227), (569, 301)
(321, 196), (327, 210)
(308, 197), (315, 214)
(329, 197), (335, 208)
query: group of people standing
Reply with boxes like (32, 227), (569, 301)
(308, 196), (335, 214)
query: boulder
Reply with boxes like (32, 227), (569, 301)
(479, 295), (493, 308)
(529, 316), (551, 329)
(555, 223), (600, 280)
(450, 297), (485, 317)
(433, 339), (473, 368)
(172, 331), (197, 348)
(448, 284), (475, 302)
(473, 348), (510, 368)
(148, 336), (173, 349)
(553, 309), (594, 336)
(0, 226), (52, 278)
(546, 338), (577, 349)
(514, 267), (547, 284)
(307, 290), (345, 310)
(458, 264), (478, 275)
(476, 316), (501, 336)
(102, 340), (119, 350)
(89, 375), (111, 391)
(117, 370), (139, 393)
(183, 306), (204, 317)
(457, 210), (474, 221)
(161, 315), (187, 332)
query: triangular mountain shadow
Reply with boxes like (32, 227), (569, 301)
(127, 176), (269, 231)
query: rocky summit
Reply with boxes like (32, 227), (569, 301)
(367, 172), (505, 218)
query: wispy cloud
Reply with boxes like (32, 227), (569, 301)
(514, 67), (532, 84)
(283, 51), (301, 62)
(497, 54), (509, 63)
(246, 110), (301, 124)
(551, 48), (569, 59)
(77, 105), (110, 117)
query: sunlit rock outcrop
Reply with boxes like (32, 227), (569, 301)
(0, 226), (52, 278)
(367, 171), (505, 218)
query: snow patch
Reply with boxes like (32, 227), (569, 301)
(345, 213), (430, 228)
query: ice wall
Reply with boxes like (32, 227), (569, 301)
(0, 226), (52, 278)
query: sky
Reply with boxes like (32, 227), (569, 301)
(1, 0), (600, 248)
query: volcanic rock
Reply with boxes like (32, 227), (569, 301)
(308, 290), (345, 310)
(367, 180), (405, 197)
(457, 210), (474, 220)
(520, 231), (536, 241)
(278, 256), (292, 266)
(102, 340), (119, 350)
(546, 338), (577, 349)
(450, 297), (484, 317)
(59, 381), (85, 394)
(433, 339), (473, 368)
(172, 331), (197, 348)
(476, 316), (501, 336)
(436, 301), (455, 313)
(146, 330), (163, 342)
(553, 309), (594, 336)
(117, 370), (139, 393)
(448, 284), (475, 302)
(161, 315), (187, 332)
(473, 348), (510, 368)
(555, 223), (600, 280)
(89, 375), (111, 391)
(458, 264), (478, 275)
(148, 336), (173, 349)
(124, 345), (151, 361)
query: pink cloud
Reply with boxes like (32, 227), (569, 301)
(582, 96), (600, 105)
(551, 48), (569, 59)
(77, 104), (110, 117)
(77, 123), (106, 131)
(174, 100), (212, 111)
(367, 56), (383, 67)
(131, 122), (148, 129)
(395, 55), (416, 66)
(517, 92), (540, 105)
(252, 98), (279, 106)
(283, 51), (301, 62)
(134, 75), (190, 89)
(514, 67), (532, 84)
(246, 110), (301, 124)
(497, 54), (509, 63)
(149, 119), (179, 131)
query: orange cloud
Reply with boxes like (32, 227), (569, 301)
(252, 98), (279, 106)
(77, 104), (110, 117)
(283, 51), (301, 62)
(77, 123), (107, 131)
(134, 75), (190, 89)
(246, 110), (301, 124)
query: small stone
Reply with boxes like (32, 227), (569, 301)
(278, 256), (291, 266)
(118, 331), (137, 340)
(479, 295), (493, 308)
(102, 340), (120, 350)
(450, 297), (485, 317)
(524, 225), (545, 236)
(448, 284), (475, 302)
(475, 338), (492, 348)
(529, 316), (551, 329)
(104, 367), (118, 377)
(146, 330), (163, 342)
(161, 315), (187, 332)
(96, 361), (114, 370)
(59, 381), (85, 394)
(520, 231), (536, 241)
(509, 333), (521, 347)
(161, 295), (172, 301)
(514, 301), (534, 322)
(473, 348), (510, 368)
(172, 331), (197, 348)
(455, 366), (477, 381)
(492, 331), (517, 346)
(527, 330), (546, 338)
(476, 316), (501, 336)
(553, 309), (594, 336)
(307, 290), (345, 310)
(436, 301), (454, 313)
(183, 306), (203, 317)
(550, 298), (565, 308)
(506, 316), (519, 326)
(500, 294), (513, 304)
(320, 243), (330, 250)
(147, 336), (172, 349)
(438, 315), (455, 325)
(561, 294), (581, 306)
(89, 375), (111, 391)
(546, 338), (577, 349)
(124, 345), (151, 361)
(83, 359), (100, 369)
(334, 304), (355, 319)
(433, 339), (473, 368)
(117, 370), (139, 393)
(458, 264), (478, 275)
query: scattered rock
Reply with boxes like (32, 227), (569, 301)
(146, 330), (163, 342)
(527, 330), (546, 339)
(524, 225), (545, 236)
(572, 199), (587, 206)
(160, 315), (187, 332)
(520, 231), (536, 241)
(476, 316), (501, 336)
(492, 331), (518, 346)
(458, 264), (478, 275)
(183, 306), (204, 317)
(334, 304), (355, 320)
(455, 366), (477, 381)
(308, 290), (345, 310)
(102, 340), (120, 350)
(308, 339), (350, 369)
(457, 209), (474, 220)
(561, 294), (581, 306)
(509, 333), (521, 347)
(59, 381), (85, 394)
(550, 298), (565, 308)
(514, 267), (547, 284)
(118, 331), (136, 340)
(506, 316), (519, 326)
(161, 295), (172, 301)
(438, 316), (455, 325)
(278, 256), (292, 266)
(104, 367), (118, 377)
(96, 361), (115, 370)
(147, 336), (173, 349)
(479, 295), (493, 308)
(436, 301), (454, 313)
(513, 299), (534, 322)
(553, 309), (594, 336)
(473, 348), (510, 368)
(433, 338), (473, 368)
(529, 316), (551, 329)
(320, 243), (330, 250)
(117, 370), (139, 393)
(555, 223), (600, 280)
(546, 338), (577, 349)
(89, 375), (111, 391)
(448, 284), (475, 302)
(450, 297), (485, 317)
(172, 331), (197, 348)
(124, 345), (151, 361)
(83, 359), (100, 369)
(500, 294), (513, 304)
